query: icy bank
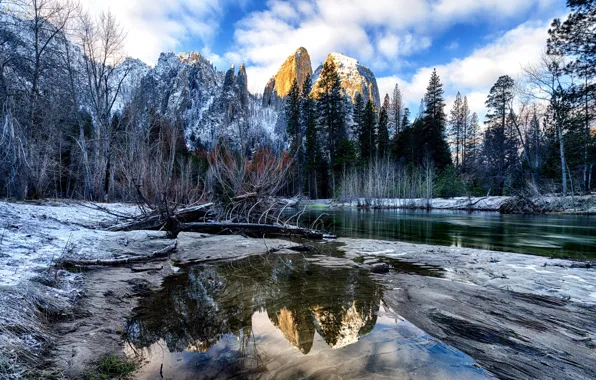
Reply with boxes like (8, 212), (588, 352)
(0, 201), (140, 378)
(302, 194), (596, 213)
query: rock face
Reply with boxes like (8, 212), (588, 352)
(94, 48), (383, 151)
(133, 52), (221, 145)
(263, 47), (313, 108)
(132, 52), (275, 150)
(312, 52), (381, 109)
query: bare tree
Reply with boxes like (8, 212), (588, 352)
(523, 54), (572, 195)
(391, 84), (403, 135)
(78, 10), (130, 200)
(10, 0), (78, 132)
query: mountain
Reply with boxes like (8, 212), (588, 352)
(263, 47), (313, 109)
(113, 58), (151, 112)
(312, 52), (381, 110)
(131, 52), (275, 150)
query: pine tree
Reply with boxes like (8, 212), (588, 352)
(483, 75), (518, 195)
(378, 104), (389, 158)
(422, 69), (452, 169)
(391, 85), (403, 135)
(402, 108), (411, 130)
(286, 79), (303, 193)
(302, 74), (322, 198)
(382, 94), (390, 117)
(527, 108), (542, 175)
(548, 0), (596, 78)
(390, 107), (409, 161)
(359, 100), (377, 165)
(449, 93), (472, 169)
(352, 92), (365, 138)
(465, 112), (480, 172)
(449, 92), (464, 167)
(461, 96), (471, 169)
(548, 1), (595, 191)
(316, 59), (346, 195)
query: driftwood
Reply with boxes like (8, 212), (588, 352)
(499, 196), (548, 214)
(106, 199), (334, 241)
(178, 222), (336, 240)
(233, 192), (257, 201)
(131, 266), (164, 272)
(58, 241), (177, 267)
(108, 203), (214, 232)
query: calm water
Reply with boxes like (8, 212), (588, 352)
(125, 254), (492, 379)
(299, 209), (596, 259)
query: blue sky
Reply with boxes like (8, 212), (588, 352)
(82, 0), (568, 117)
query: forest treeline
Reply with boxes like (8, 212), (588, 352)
(0, 0), (209, 203)
(285, 0), (595, 200)
(0, 0), (594, 203)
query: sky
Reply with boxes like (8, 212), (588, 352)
(80, 0), (568, 119)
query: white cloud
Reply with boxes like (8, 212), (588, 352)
(432, 0), (559, 24)
(377, 33), (432, 60)
(445, 41), (459, 50)
(377, 19), (551, 121)
(79, 0), (228, 64)
(227, 0), (560, 94)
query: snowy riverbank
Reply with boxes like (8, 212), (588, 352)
(301, 194), (596, 213)
(1, 200), (595, 378)
(0, 201), (140, 378)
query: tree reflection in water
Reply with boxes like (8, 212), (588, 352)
(124, 254), (492, 380)
(125, 254), (382, 358)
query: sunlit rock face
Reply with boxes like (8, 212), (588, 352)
(269, 308), (315, 354)
(263, 47), (313, 108)
(312, 299), (379, 349)
(126, 254), (382, 358)
(311, 52), (381, 109)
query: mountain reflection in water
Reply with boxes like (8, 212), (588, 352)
(125, 254), (491, 379)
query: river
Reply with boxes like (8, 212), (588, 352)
(299, 209), (596, 259)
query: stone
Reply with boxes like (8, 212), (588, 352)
(311, 52), (381, 109)
(263, 47), (313, 108)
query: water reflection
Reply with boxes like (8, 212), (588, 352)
(126, 254), (380, 355)
(300, 209), (596, 258)
(125, 254), (491, 379)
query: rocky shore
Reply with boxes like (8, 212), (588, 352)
(1, 201), (595, 379)
(301, 194), (596, 214)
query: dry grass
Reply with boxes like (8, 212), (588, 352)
(0, 270), (80, 379)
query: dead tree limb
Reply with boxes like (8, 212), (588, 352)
(58, 241), (177, 267)
(178, 222), (335, 240)
(107, 203), (214, 232)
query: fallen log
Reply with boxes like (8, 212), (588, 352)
(131, 266), (164, 272)
(178, 222), (335, 240)
(233, 192), (257, 201)
(58, 241), (177, 267)
(108, 203), (214, 232)
(499, 196), (546, 214)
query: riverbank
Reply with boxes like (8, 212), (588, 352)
(1, 200), (595, 379)
(0, 201), (140, 378)
(300, 194), (596, 214)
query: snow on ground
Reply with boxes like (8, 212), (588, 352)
(0, 201), (140, 378)
(300, 196), (510, 210)
(0, 201), (139, 287)
(342, 196), (510, 210)
(340, 238), (596, 305)
(303, 194), (596, 213)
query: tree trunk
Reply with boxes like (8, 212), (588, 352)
(584, 75), (590, 193)
(589, 164), (593, 193)
(557, 119), (568, 196)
